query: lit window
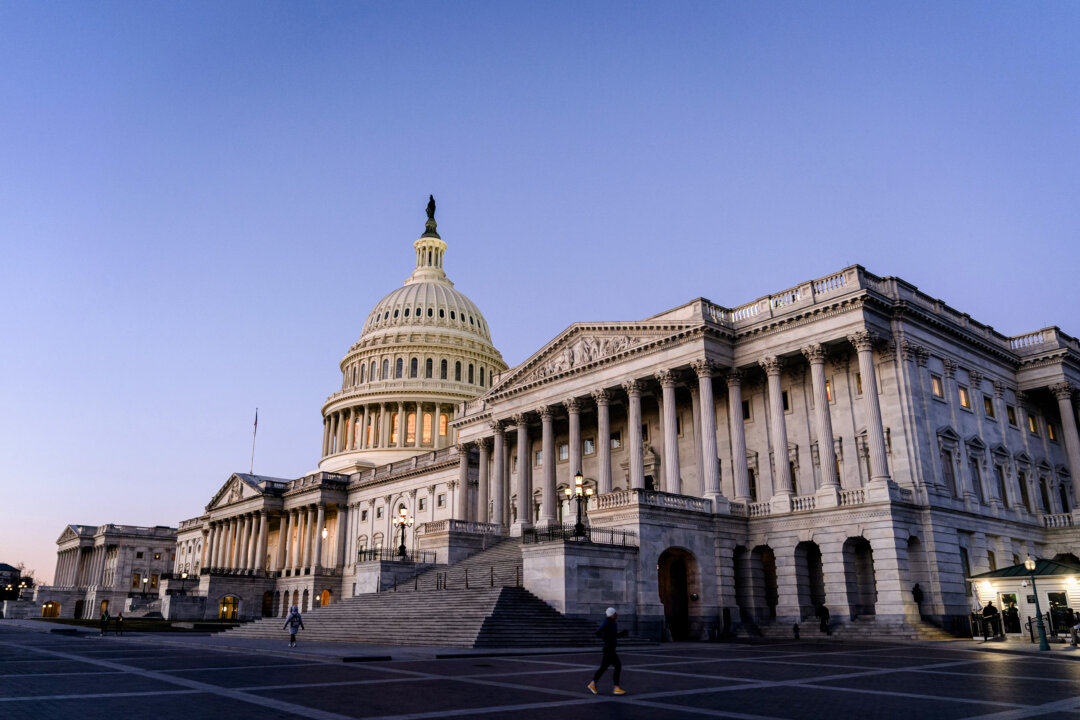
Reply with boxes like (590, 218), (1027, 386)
(422, 413), (433, 444)
(150, 575), (159, 589)
(855, 373), (864, 395)
(983, 396), (995, 418)
(931, 375), (944, 398)
(1049, 422), (1057, 442)
(825, 379), (834, 403)
(391, 413), (400, 444)
(406, 413), (416, 444)
(439, 414), (448, 436)
(610, 432), (621, 449)
(1029, 415), (1039, 435)
(437, 494), (446, 508)
(584, 438), (595, 455)
(958, 386), (971, 409)
(131, 572), (141, 589)
(1007, 405), (1018, 426)
(558, 444), (569, 461)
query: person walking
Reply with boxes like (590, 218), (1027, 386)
(283, 605), (304, 648)
(115, 612), (124, 636)
(99, 608), (110, 637)
(588, 607), (628, 696)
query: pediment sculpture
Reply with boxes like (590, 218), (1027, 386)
(532, 335), (641, 380)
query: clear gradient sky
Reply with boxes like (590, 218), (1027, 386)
(2, 2), (1078, 582)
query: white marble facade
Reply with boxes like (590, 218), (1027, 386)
(160, 206), (1080, 639)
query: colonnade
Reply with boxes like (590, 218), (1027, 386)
(321, 401), (456, 457)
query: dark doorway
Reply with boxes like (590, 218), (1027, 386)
(261, 591), (274, 618)
(658, 548), (696, 640)
(843, 537), (877, 617)
(74, 599), (85, 619)
(759, 546), (779, 619)
(794, 541), (825, 619)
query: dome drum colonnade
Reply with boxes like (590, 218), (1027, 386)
(452, 330), (894, 535)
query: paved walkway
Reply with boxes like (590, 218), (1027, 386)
(5, 621), (1080, 719)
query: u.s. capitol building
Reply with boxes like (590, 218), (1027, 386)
(152, 202), (1080, 639)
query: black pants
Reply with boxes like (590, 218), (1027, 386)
(593, 647), (621, 685)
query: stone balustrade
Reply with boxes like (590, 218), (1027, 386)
(420, 520), (502, 535)
(749, 502), (771, 518)
(792, 495), (817, 512)
(1043, 513), (1074, 528)
(593, 489), (712, 514)
(839, 489), (865, 506)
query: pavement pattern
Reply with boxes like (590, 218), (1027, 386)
(4, 625), (1080, 720)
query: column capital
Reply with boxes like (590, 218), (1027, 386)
(969, 370), (983, 387)
(622, 379), (642, 397)
(655, 368), (678, 387)
(1051, 382), (1076, 401)
(448, 479), (457, 490)
(801, 344), (827, 365)
(476, 436), (491, 451)
(690, 359), (714, 378)
(725, 369), (744, 387)
(564, 397), (582, 413)
(456, 442), (470, 454)
(942, 357), (958, 378)
(539, 405), (555, 421)
(847, 330), (884, 352)
(759, 356), (783, 376)
(591, 388), (611, 406)
(489, 420), (504, 435)
(993, 380), (1008, 398)
(509, 413), (527, 427)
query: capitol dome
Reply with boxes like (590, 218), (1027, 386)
(317, 198), (507, 473)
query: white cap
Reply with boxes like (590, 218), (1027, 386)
(605, 607), (617, 617)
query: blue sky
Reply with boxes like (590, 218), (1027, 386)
(2, 1), (1077, 581)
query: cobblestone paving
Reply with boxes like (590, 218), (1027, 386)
(4, 626), (1080, 720)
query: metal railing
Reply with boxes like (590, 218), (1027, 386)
(523, 523), (638, 547)
(357, 548), (437, 564)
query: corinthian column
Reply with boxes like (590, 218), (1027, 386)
(539, 406), (557, 527)
(1051, 383), (1080, 503)
(692, 360), (722, 507)
(761, 356), (793, 499)
(511, 414), (532, 535)
(313, 504), (325, 571)
(491, 422), (506, 530)
(254, 512), (268, 574)
(566, 397), (582, 481)
(656, 369), (681, 494)
(803, 344), (840, 497)
(477, 438), (491, 523)
(848, 331), (892, 485)
(624, 379), (645, 489)
(592, 389), (612, 494)
(454, 444), (470, 521)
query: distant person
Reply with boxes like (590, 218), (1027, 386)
(912, 583), (924, 615)
(99, 609), (110, 636)
(283, 605), (304, 648)
(982, 601), (1000, 639)
(815, 604), (831, 635)
(1004, 603), (1020, 634)
(115, 612), (124, 636)
(588, 607), (628, 696)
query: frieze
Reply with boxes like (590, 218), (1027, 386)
(532, 336), (642, 380)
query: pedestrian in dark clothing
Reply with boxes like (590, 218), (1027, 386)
(99, 610), (110, 636)
(115, 612), (124, 636)
(912, 583), (924, 611)
(588, 607), (628, 695)
(815, 604), (831, 635)
(982, 601), (1000, 638)
(283, 605), (304, 648)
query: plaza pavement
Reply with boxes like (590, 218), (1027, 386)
(4, 620), (1080, 720)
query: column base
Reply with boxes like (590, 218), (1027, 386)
(509, 522), (533, 538)
(704, 493), (728, 514)
(534, 517), (559, 530)
(815, 485), (841, 508)
(866, 479), (896, 502)
(770, 493), (793, 514)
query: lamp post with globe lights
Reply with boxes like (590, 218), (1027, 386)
(1026, 555), (1051, 651)
(395, 509), (413, 558)
(563, 472), (594, 539)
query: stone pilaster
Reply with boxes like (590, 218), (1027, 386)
(1051, 383), (1080, 504)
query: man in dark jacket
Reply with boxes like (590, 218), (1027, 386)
(588, 607), (628, 695)
(99, 609), (110, 636)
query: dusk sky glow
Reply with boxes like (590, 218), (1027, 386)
(2, 1), (1078, 581)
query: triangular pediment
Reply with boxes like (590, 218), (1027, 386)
(207, 473), (262, 511)
(936, 426), (961, 443)
(991, 443), (1010, 458)
(489, 320), (701, 396)
(56, 525), (81, 544)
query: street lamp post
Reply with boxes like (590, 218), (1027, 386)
(395, 508), (413, 558)
(1026, 555), (1051, 651)
(563, 472), (594, 539)
(179, 571), (188, 596)
(141, 576), (148, 599)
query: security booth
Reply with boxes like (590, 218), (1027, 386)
(968, 558), (1080, 642)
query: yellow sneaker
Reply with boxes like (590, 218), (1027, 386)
(613, 686), (626, 695)
(587, 681), (597, 695)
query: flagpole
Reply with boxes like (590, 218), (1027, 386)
(250, 408), (258, 475)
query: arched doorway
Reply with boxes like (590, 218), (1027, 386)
(907, 536), (932, 619)
(320, 589), (332, 607)
(733, 545), (750, 623)
(843, 537), (877, 618)
(100, 599), (109, 615)
(261, 592), (274, 618)
(219, 595), (239, 620)
(658, 548), (698, 640)
(74, 599), (85, 620)
(794, 541), (825, 619)
(754, 546), (779, 620)
(41, 601), (61, 618)
(302, 589), (309, 611)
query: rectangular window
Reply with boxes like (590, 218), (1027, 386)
(535, 450), (543, 467)
(391, 413), (400, 444)
(983, 396), (995, 418)
(1018, 470), (1031, 511)
(942, 450), (957, 497)
(437, 494), (446, 508)
(782, 390), (790, 412)
(987, 551), (997, 572)
(131, 572), (141, 589)
(958, 386), (971, 409)
(748, 468), (757, 502)
(1029, 415), (1039, 435)
(825, 379), (834, 403)
(558, 443), (569, 461)
(150, 574), (159, 589)
(855, 373), (864, 396)
(136, 552), (144, 559)
(641, 424), (649, 442)
(742, 400), (752, 421)
(931, 375), (944, 398)
(376, 507), (383, 519)
(996, 465), (1009, 508)
(419, 497), (427, 512)
(610, 432), (621, 450)
(676, 414), (682, 435)
(583, 438), (595, 455)
(971, 461), (984, 503)
(1049, 422), (1058, 442)
(1007, 405), (1018, 427)
(959, 547), (972, 596)
(361, 509), (368, 522)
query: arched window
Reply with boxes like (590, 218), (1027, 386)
(404, 307), (410, 317)
(410, 358), (418, 378)
(396, 358), (403, 378)
(455, 361), (462, 381)
(360, 364), (366, 383)
(450, 311), (456, 320)
(382, 359), (389, 379)
(370, 361), (376, 381)
(469, 315), (474, 325)
(480, 367), (485, 386)
(423, 413), (433, 444)
(415, 307), (421, 317)
(440, 359), (448, 379)
(468, 363), (475, 384)
(407, 413), (417, 444)
(439, 414), (448, 436)
(425, 358), (433, 378)
(439, 308), (445, 318)
(393, 309), (399, 318)
(427, 308), (433, 317)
